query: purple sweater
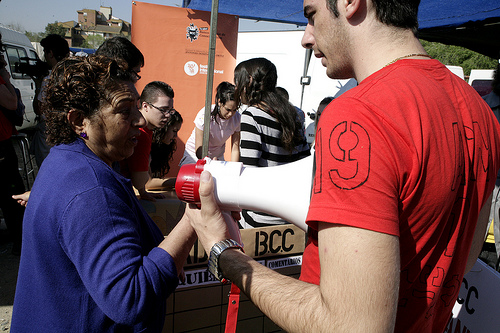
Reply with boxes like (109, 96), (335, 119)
(11, 139), (178, 332)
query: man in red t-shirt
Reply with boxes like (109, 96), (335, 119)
(184, 0), (500, 332)
(121, 81), (175, 201)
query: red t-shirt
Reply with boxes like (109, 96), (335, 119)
(0, 76), (14, 141)
(120, 127), (153, 177)
(300, 60), (500, 332)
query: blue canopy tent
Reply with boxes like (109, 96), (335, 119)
(183, 0), (306, 26)
(183, 0), (500, 59)
(182, 0), (500, 154)
(69, 47), (96, 55)
(418, 1), (500, 59)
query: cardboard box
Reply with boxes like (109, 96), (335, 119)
(164, 253), (303, 333)
(139, 190), (186, 235)
(171, 227), (304, 332)
(143, 191), (307, 332)
(186, 224), (306, 266)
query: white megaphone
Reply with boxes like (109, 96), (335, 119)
(175, 154), (314, 231)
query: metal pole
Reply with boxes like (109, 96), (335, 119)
(202, 0), (219, 158)
(300, 48), (313, 110)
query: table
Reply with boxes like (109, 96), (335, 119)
(138, 189), (185, 235)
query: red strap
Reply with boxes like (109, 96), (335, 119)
(224, 282), (241, 333)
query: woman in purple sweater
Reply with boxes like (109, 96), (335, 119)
(11, 55), (197, 332)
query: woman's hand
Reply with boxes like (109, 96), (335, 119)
(138, 190), (165, 202)
(13, 191), (31, 207)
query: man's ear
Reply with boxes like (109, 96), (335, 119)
(345, 0), (362, 19)
(46, 50), (55, 61)
(67, 110), (86, 136)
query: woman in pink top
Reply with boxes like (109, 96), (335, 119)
(180, 81), (240, 165)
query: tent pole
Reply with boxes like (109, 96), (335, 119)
(300, 48), (313, 110)
(202, 0), (220, 158)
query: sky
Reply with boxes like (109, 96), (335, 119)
(0, 0), (303, 33)
(0, 0), (184, 33)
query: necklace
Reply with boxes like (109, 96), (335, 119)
(385, 53), (432, 67)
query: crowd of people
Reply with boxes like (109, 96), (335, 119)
(1, 0), (500, 331)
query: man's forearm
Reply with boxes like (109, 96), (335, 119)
(185, 169), (398, 332)
(219, 249), (329, 333)
(219, 234), (398, 333)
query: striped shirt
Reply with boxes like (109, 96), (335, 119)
(240, 106), (310, 167)
(239, 106), (311, 228)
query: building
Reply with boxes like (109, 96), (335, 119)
(59, 6), (131, 48)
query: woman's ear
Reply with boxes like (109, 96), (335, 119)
(67, 110), (86, 136)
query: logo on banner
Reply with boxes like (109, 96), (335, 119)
(186, 23), (199, 42)
(184, 61), (199, 76)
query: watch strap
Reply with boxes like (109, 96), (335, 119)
(208, 239), (244, 283)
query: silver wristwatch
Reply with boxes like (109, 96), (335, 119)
(208, 239), (244, 283)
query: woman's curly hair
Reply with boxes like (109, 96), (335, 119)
(150, 110), (183, 178)
(43, 55), (133, 145)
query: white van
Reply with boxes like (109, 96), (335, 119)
(446, 65), (465, 80)
(468, 69), (495, 97)
(1, 25), (40, 130)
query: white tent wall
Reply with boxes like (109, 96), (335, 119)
(236, 30), (352, 132)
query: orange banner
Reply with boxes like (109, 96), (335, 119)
(132, 1), (238, 176)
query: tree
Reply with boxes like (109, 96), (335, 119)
(25, 31), (45, 43)
(81, 34), (105, 49)
(4, 23), (44, 43)
(420, 40), (498, 77)
(45, 22), (67, 37)
(5, 23), (25, 33)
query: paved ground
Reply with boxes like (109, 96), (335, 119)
(0, 227), (20, 332)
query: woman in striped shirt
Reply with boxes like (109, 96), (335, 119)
(234, 57), (310, 228)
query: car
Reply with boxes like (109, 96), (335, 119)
(446, 65), (465, 80)
(468, 69), (494, 97)
(1, 25), (44, 130)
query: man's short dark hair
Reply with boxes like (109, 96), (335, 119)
(276, 87), (289, 100)
(40, 34), (70, 62)
(140, 81), (174, 104)
(327, 0), (420, 35)
(96, 36), (144, 71)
